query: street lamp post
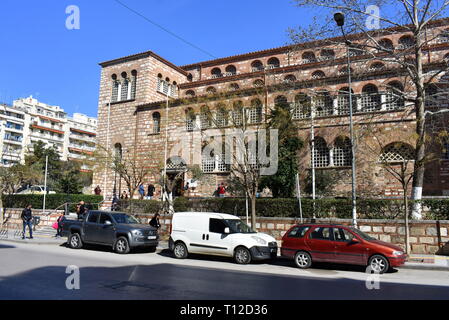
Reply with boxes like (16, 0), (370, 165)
(334, 12), (358, 228)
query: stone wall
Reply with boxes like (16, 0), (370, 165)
(2, 208), (64, 229)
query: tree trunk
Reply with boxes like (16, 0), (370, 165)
(0, 195), (3, 226)
(404, 187), (411, 254)
(251, 193), (257, 231)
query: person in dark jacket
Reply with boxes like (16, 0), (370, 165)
(77, 201), (86, 220)
(147, 184), (155, 200)
(149, 213), (161, 229)
(21, 204), (33, 239)
(55, 214), (65, 238)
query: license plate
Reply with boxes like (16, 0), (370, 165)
(147, 236), (157, 240)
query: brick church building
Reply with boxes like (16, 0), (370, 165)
(92, 18), (449, 201)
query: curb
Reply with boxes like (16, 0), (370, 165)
(0, 238), (67, 246)
(400, 263), (449, 271)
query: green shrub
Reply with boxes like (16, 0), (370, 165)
(422, 199), (449, 220)
(2, 194), (103, 212)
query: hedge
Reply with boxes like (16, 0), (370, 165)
(117, 197), (449, 220)
(2, 194), (104, 212)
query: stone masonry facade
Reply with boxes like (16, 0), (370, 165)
(93, 19), (449, 201)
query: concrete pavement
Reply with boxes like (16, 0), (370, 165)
(1, 240), (449, 300)
(1, 233), (448, 271)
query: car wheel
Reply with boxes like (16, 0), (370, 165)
(115, 236), (130, 254)
(294, 251), (312, 269)
(173, 242), (188, 259)
(68, 233), (83, 249)
(368, 255), (390, 274)
(234, 246), (252, 265)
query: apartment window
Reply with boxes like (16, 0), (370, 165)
(215, 107), (228, 127)
(200, 106), (212, 129)
(211, 68), (222, 78)
(361, 84), (381, 112)
(398, 35), (414, 49)
(206, 86), (217, 94)
(130, 70), (137, 99)
(284, 75), (297, 83)
(378, 38), (394, 52)
(292, 94), (311, 119)
(333, 137), (352, 167)
(229, 83), (240, 91)
(185, 90), (196, 97)
(320, 49), (335, 61)
(302, 52), (317, 64)
(312, 70), (325, 79)
(369, 62), (385, 71)
(232, 101), (244, 126)
(313, 137), (329, 168)
(253, 79), (264, 88)
(225, 65), (237, 76)
(274, 95), (289, 109)
(267, 57), (280, 69)
(121, 73), (130, 101)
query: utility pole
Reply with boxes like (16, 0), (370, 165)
(43, 155), (48, 213)
(310, 102), (316, 220)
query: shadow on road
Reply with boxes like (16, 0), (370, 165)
(0, 244), (15, 249)
(157, 249), (399, 274)
(0, 262), (447, 300)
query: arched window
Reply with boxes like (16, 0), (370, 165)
(229, 83), (240, 91)
(349, 47), (365, 57)
(225, 65), (237, 76)
(152, 112), (161, 134)
(333, 137), (352, 167)
(379, 142), (415, 163)
(231, 101), (244, 126)
(385, 81), (405, 110)
(302, 52), (316, 64)
(200, 106), (212, 129)
(438, 29), (449, 43)
(425, 84), (439, 108)
(284, 74), (297, 83)
(130, 70), (137, 100)
(114, 143), (122, 161)
(157, 74), (163, 92)
(206, 86), (217, 94)
(251, 60), (264, 72)
(185, 90), (196, 97)
(274, 95), (289, 109)
(370, 62), (385, 71)
(361, 84), (381, 112)
(121, 72), (129, 101)
(187, 73), (193, 82)
(267, 57), (280, 69)
(320, 49), (335, 61)
(313, 137), (329, 167)
(292, 93), (311, 119)
(215, 105), (229, 127)
(337, 87), (355, 115)
(211, 68), (222, 78)
(338, 67), (353, 75)
(398, 35), (414, 49)
(111, 74), (119, 102)
(253, 79), (264, 88)
(185, 108), (196, 132)
(378, 38), (394, 52)
(312, 70), (325, 79)
(249, 99), (263, 124)
(314, 91), (333, 117)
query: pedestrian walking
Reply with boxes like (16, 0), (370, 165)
(111, 194), (119, 211)
(21, 204), (33, 239)
(94, 185), (102, 195)
(139, 184), (145, 200)
(54, 214), (65, 238)
(149, 213), (161, 229)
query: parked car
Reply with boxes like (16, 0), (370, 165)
(16, 185), (56, 195)
(281, 223), (407, 273)
(169, 212), (278, 264)
(61, 210), (159, 254)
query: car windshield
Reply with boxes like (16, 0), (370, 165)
(225, 219), (256, 234)
(111, 213), (139, 224)
(350, 227), (376, 241)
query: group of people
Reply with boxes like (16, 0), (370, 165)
(139, 184), (157, 200)
(20, 204), (65, 239)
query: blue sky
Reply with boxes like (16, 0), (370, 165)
(0, 0), (314, 118)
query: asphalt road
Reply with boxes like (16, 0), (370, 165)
(1, 240), (449, 300)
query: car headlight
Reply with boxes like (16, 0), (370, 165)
(392, 251), (404, 256)
(251, 236), (267, 245)
(133, 230), (144, 237)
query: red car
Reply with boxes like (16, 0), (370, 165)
(281, 223), (407, 273)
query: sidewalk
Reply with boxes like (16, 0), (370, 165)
(1, 234), (448, 271)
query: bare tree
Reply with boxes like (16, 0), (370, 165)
(289, 0), (449, 218)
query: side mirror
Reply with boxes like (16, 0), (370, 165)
(350, 238), (360, 244)
(105, 220), (112, 226)
(224, 227), (230, 234)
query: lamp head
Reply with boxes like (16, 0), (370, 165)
(334, 12), (345, 27)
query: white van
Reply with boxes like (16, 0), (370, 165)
(169, 212), (278, 264)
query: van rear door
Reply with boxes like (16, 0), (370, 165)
(173, 214), (209, 254)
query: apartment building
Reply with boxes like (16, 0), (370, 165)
(0, 96), (97, 170)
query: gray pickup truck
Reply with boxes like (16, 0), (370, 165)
(61, 210), (159, 254)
